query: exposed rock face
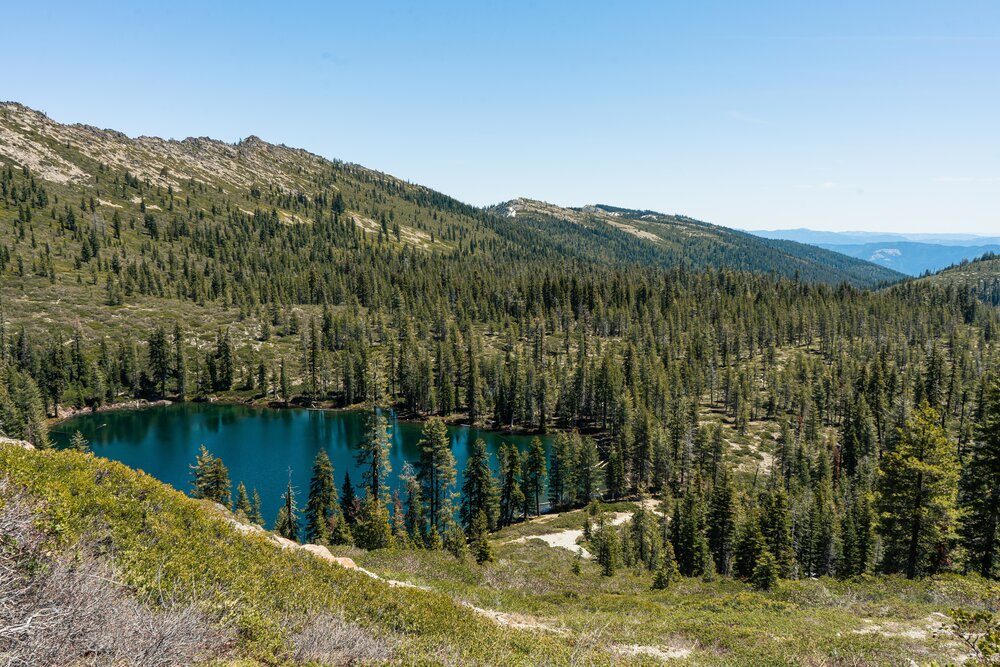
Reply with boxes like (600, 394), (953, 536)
(301, 543), (358, 569)
(0, 436), (34, 450)
(269, 535), (299, 550)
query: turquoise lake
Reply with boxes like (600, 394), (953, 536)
(50, 403), (552, 527)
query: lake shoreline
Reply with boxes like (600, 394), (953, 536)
(48, 394), (557, 439)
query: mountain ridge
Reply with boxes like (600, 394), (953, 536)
(0, 101), (900, 288)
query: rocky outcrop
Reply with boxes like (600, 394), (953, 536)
(0, 436), (34, 450)
(301, 543), (358, 569)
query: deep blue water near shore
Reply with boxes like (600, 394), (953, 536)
(50, 403), (552, 528)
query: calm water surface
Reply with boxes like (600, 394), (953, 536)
(50, 403), (552, 527)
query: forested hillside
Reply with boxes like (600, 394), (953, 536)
(3, 102), (1000, 665)
(499, 199), (903, 286)
(917, 252), (1000, 309)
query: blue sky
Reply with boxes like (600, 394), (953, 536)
(6, 1), (999, 233)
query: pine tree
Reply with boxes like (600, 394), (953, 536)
(305, 449), (339, 544)
(250, 488), (264, 525)
(147, 326), (169, 396)
(341, 471), (359, 525)
(190, 445), (231, 507)
(400, 462), (426, 546)
(0, 365), (48, 447)
(961, 377), (1000, 578)
(673, 487), (711, 577)
(593, 513), (622, 577)
(707, 466), (736, 575)
(548, 431), (576, 509)
(498, 443), (525, 527)
(576, 434), (601, 505)
(469, 510), (494, 564)
(525, 436), (547, 516)
(652, 542), (679, 590)
(173, 323), (187, 399)
(877, 403), (959, 578)
(760, 483), (795, 577)
(356, 411), (392, 502)
(629, 495), (662, 570)
(279, 357), (290, 404)
(416, 417), (457, 530)
(752, 548), (780, 591)
(441, 516), (467, 559)
(353, 495), (392, 549)
(274, 474), (300, 542)
(461, 438), (498, 532)
(69, 430), (90, 453)
(735, 506), (766, 579)
(235, 482), (252, 519)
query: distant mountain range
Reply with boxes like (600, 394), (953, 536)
(750, 228), (1000, 276)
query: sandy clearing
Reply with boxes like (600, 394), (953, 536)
(508, 511), (633, 559)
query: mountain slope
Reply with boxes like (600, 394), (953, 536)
(498, 200), (903, 287)
(0, 102), (898, 292)
(915, 252), (1000, 309)
(0, 442), (590, 664)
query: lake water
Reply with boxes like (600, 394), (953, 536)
(50, 403), (552, 527)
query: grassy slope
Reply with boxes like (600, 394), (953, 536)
(0, 445), (604, 665)
(5, 443), (994, 665)
(353, 506), (994, 666)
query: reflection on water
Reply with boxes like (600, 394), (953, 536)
(50, 403), (552, 528)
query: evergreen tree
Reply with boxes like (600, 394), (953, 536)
(469, 510), (494, 564)
(341, 471), (359, 525)
(735, 506), (766, 579)
(548, 431), (576, 509)
(525, 436), (547, 516)
(353, 492), (393, 550)
(961, 377), (1000, 578)
(673, 487), (711, 577)
(305, 449), (340, 544)
(752, 548), (780, 591)
(147, 326), (169, 396)
(400, 462), (427, 546)
(66, 430), (88, 453)
(250, 488), (264, 525)
(0, 365), (48, 447)
(274, 474), (300, 542)
(575, 434), (601, 504)
(235, 482), (253, 519)
(173, 324), (187, 399)
(707, 466), (736, 575)
(356, 411), (392, 502)
(416, 417), (457, 530)
(760, 483), (795, 577)
(593, 513), (622, 577)
(461, 438), (498, 532)
(652, 541), (679, 590)
(877, 403), (959, 578)
(190, 445), (231, 507)
(498, 443), (525, 527)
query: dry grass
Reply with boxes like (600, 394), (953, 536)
(0, 483), (229, 667)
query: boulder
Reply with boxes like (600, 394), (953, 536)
(301, 544), (357, 569)
(269, 534), (298, 550)
(0, 436), (34, 450)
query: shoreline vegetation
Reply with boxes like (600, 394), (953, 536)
(47, 393), (559, 437)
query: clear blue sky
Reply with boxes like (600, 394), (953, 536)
(6, 1), (999, 233)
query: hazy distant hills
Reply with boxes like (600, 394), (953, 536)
(751, 228), (1000, 276)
